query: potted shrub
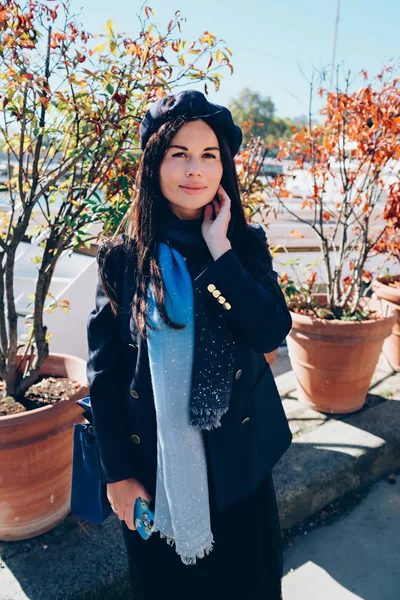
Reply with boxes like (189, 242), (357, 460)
(0, 0), (232, 540)
(267, 67), (399, 413)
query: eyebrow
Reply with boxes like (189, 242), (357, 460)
(168, 144), (220, 152)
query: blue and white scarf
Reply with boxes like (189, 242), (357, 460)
(146, 242), (234, 565)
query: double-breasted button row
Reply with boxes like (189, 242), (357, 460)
(130, 388), (141, 443)
(206, 284), (231, 311)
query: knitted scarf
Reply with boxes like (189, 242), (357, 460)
(145, 207), (235, 565)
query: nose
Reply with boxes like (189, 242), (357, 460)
(185, 157), (203, 177)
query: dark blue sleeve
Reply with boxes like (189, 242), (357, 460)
(194, 225), (292, 353)
(86, 246), (136, 484)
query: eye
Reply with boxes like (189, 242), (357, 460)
(170, 152), (218, 158)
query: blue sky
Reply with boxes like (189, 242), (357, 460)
(75, 0), (400, 119)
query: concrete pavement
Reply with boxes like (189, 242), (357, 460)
(282, 471), (400, 599)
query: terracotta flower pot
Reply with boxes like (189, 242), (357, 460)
(372, 279), (400, 371)
(286, 296), (396, 414)
(0, 353), (88, 541)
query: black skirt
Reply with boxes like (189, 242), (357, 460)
(121, 473), (284, 600)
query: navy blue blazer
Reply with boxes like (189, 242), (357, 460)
(86, 225), (293, 513)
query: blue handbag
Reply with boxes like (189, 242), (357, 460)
(70, 395), (112, 524)
(70, 396), (155, 537)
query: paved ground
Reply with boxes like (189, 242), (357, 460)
(1, 347), (399, 599)
(282, 471), (400, 600)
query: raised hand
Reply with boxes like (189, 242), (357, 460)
(201, 184), (232, 260)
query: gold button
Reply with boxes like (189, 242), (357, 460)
(212, 289), (221, 298)
(207, 284), (216, 292)
(241, 417), (251, 425)
(223, 302), (231, 310)
(131, 434), (141, 444)
(217, 296), (226, 304)
(130, 389), (139, 399)
(235, 369), (243, 380)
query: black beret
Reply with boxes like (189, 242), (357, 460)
(139, 90), (243, 156)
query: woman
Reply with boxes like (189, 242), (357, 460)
(86, 90), (293, 600)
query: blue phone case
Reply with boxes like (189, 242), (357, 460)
(134, 497), (155, 540)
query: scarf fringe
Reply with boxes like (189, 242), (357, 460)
(190, 405), (229, 431)
(154, 528), (215, 566)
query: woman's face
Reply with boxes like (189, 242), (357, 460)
(159, 119), (223, 220)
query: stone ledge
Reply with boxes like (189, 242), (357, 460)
(274, 398), (400, 530)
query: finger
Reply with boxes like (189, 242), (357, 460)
(217, 189), (231, 213)
(123, 505), (136, 531)
(212, 199), (220, 216)
(203, 203), (214, 222)
(141, 491), (153, 504)
(215, 198), (227, 216)
(217, 184), (225, 198)
(143, 495), (154, 514)
(218, 190), (230, 208)
(212, 195), (219, 204)
(214, 196), (223, 210)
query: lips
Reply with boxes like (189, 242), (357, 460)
(179, 185), (207, 190)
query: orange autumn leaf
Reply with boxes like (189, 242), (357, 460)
(39, 97), (49, 108)
(342, 276), (352, 287)
(361, 270), (373, 283)
(301, 200), (313, 209)
(307, 271), (317, 285)
(290, 230), (305, 239)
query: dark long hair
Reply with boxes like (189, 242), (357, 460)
(98, 115), (252, 340)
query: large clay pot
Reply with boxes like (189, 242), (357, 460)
(286, 295), (396, 414)
(372, 278), (400, 371)
(0, 353), (88, 541)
